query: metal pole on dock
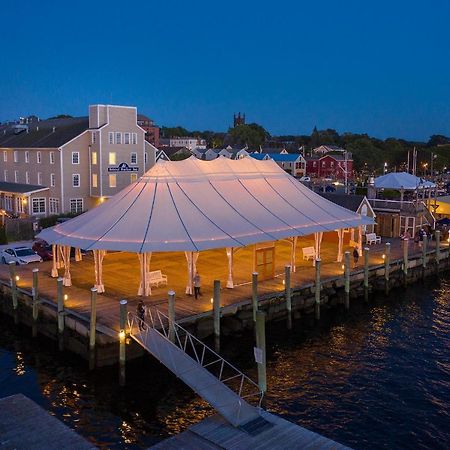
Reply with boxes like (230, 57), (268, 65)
(8, 261), (18, 310)
(168, 290), (175, 343)
(285, 265), (292, 329)
(89, 288), (97, 352)
(403, 239), (409, 286)
(435, 230), (441, 270)
(315, 258), (321, 320)
(255, 310), (267, 394)
(252, 272), (258, 322)
(57, 277), (65, 335)
(32, 268), (39, 322)
(344, 251), (350, 310)
(384, 242), (391, 295)
(119, 299), (127, 386)
(213, 280), (221, 352)
(363, 247), (369, 301)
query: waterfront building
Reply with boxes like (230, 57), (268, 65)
(305, 153), (354, 180)
(250, 152), (306, 178)
(0, 105), (157, 217)
(169, 137), (207, 151)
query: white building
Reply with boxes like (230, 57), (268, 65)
(169, 137), (206, 151)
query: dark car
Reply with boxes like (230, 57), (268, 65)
(32, 239), (53, 261)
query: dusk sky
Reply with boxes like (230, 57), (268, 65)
(1, 0), (449, 140)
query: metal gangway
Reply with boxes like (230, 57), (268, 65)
(127, 308), (263, 427)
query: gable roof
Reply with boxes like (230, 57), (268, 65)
(319, 193), (365, 212)
(0, 181), (49, 195)
(250, 153), (302, 162)
(0, 117), (89, 148)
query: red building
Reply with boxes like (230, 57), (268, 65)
(137, 114), (160, 147)
(305, 153), (353, 180)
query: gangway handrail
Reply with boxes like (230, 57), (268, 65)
(127, 308), (263, 416)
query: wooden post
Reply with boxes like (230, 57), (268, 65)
(285, 265), (292, 329)
(57, 277), (64, 334)
(315, 258), (321, 320)
(403, 239), (409, 285)
(363, 247), (369, 300)
(384, 242), (391, 295)
(89, 288), (97, 352)
(255, 310), (267, 394)
(213, 280), (221, 352)
(8, 261), (18, 310)
(252, 272), (258, 322)
(32, 268), (39, 322)
(422, 234), (428, 271)
(344, 251), (350, 310)
(435, 230), (441, 270)
(119, 299), (127, 386)
(168, 290), (175, 343)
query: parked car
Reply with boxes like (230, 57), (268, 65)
(1, 246), (43, 265)
(32, 239), (53, 261)
(299, 176), (311, 182)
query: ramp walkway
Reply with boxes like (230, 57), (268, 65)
(128, 308), (263, 427)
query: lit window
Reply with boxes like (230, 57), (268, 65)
(14, 151), (18, 163)
(72, 152), (80, 164)
(132, 133), (137, 145)
(32, 198), (46, 214)
(92, 151), (97, 165)
(131, 152), (137, 164)
(109, 174), (116, 188)
(92, 173), (98, 188)
(25, 151), (29, 163)
(124, 133), (130, 144)
(115, 132), (122, 144)
(37, 172), (42, 185)
(14, 171), (18, 183)
(49, 198), (59, 214)
(72, 174), (80, 187)
(3, 170), (7, 181)
(37, 151), (42, 164)
(109, 152), (116, 165)
(130, 173), (138, 183)
(25, 172), (29, 184)
(109, 132), (114, 144)
(51, 173), (56, 187)
(50, 152), (55, 164)
(3, 151), (7, 162)
(70, 198), (83, 214)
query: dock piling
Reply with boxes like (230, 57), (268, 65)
(403, 239), (409, 285)
(315, 258), (321, 320)
(213, 281), (221, 352)
(89, 288), (97, 352)
(435, 230), (441, 270)
(57, 277), (65, 334)
(8, 261), (18, 310)
(344, 251), (350, 310)
(284, 265), (292, 329)
(255, 310), (267, 394)
(422, 234), (428, 274)
(384, 242), (391, 295)
(119, 299), (127, 386)
(363, 247), (369, 301)
(252, 272), (258, 322)
(168, 290), (175, 343)
(32, 268), (39, 322)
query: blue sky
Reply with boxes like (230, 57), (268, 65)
(1, 0), (449, 140)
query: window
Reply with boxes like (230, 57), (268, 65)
(3, 151), (7, 162)
(132, 133), (137, 145)
(51, 173), (56, 187)
(25, 151), (29, 163)
(70, 198), (83, 214)
(322, 161), (326, 167)
(130, 173), (138, 183)
(91, 151), (97, 165)
(37, 151), (42, 164)
(25, 172), (29, 184)
(92, 132), (97, 144)
(37, 172), (42, 185)
(32, 198), (46, 214)
(330, 161), (334, 167)
(144, 152), (148, 164)
(124, 133), (130, 144)
(92, 173), (98, 188)
(313, 161), (317, 168)
(49, 198), (59, 214)
(109, 132), (114, 144)
(72, 152), (79, 164)
(130, 152), (137, 164)
(3, 170), (7, 181)
(109, 152), (116, 165)
(14, 171), (18, 183)
(50, 151), (55, 164)
(115, 132), (122, 144)
(13, 151), (18, 163)
(109, 174), (117, 188)
(72, 174), (80, 187)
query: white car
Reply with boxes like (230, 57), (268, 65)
(299, 176), (311, 182)
(1, 246), (43, 265)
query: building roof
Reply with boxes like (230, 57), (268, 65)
(319, 193), (365, 212)
(158, 146), (190, 157)
(0, 181), (49, 195)
(250, 153), (302, 162)
(38, 156), (372, 253)
(0, 117), (89, 148)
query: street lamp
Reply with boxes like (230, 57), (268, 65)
(383, 162), (388, 174)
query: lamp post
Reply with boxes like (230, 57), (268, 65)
(383, 162), (388, 174)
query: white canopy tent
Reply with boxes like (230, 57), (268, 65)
(374, 172), (436, 190)
(38, 156), (373, 294)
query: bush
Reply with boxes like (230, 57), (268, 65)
(0, 226), (7, 244)
(38, 212), (81, 229)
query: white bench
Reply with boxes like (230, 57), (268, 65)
(302, 246), (316, 261)
(365, 233), (381, 245)
(148, 270), (168, 287)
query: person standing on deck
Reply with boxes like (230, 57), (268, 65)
(353, 247), (359, 268)
(193, 271), (202, 299)
(137, 300), (146, 330)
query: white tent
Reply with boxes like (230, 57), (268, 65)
(374, 172), (436, 190)
(39, 156), (372, 252)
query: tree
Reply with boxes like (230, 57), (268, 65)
(227, 123), (269, 151)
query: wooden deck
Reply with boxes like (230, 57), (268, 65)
(0, 394), (95, 449)
(0, 236), (438, 334)
(150, 411), (351, 449)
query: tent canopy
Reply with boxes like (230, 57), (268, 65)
(374, 172), (436, 190)
(38, 157), (373, 253)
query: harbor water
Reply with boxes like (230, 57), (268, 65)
(0, 276), (449, 449)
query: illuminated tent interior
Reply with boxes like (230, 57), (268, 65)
(38, 157), (373, 295)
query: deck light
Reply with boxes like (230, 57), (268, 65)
(382, 254), (386, 260)
(64, 294), (68, 301)
(282, 279), (285, 286)
(15, 275), (20, 281)
(341, 264), (345, 270)
(119, 329), (126, 341)
(210, 297), (213, 304)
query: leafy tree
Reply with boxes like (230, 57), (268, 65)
(160, 126), (190, 138)
(227, 123), (270, 150)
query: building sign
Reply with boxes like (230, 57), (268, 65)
(107, 162), (139, 173)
